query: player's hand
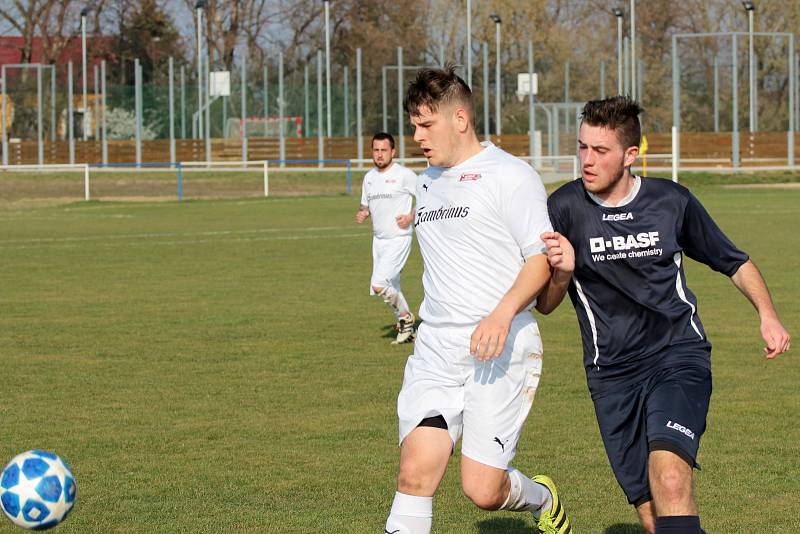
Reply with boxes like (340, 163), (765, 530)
(395, 213), (413, 229)
(470, 310), (513, 361)
(760, 316), (790, 359)
(355, 209), (369, 223)
(541, 231), (575, 275)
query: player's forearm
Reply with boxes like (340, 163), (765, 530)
(535, 269), (571, 315)
(730, 260), (780, 320)
(492, 255), (551, 320)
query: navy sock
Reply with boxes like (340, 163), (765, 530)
(655, 515), (701, 534)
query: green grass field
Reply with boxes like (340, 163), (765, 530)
(0, 178), (798, 532)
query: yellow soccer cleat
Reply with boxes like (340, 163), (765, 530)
(531, 475), (572, 534)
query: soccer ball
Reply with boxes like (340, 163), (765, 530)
(0, 450), (76, 530)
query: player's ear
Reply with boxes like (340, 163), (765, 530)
(624, 145), (639, 168)
(454, 106), (470, 134)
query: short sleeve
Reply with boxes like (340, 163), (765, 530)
(678, 191), (749, 276)
(403, 169), (417, 197)
(546, 194), (566, 234)
(360, 174), (369, 206)
(501, 167), (553, 258)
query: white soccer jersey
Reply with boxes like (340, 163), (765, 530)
(360, 163), (417, 239)
(414, 142), (552, 326)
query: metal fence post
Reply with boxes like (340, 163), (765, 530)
(1, 66), (6, 165)
(397, 47), (404, 160)
(279, 51), (285, 166)
(68, 62), (75, 164)
(241, 51), (248, 162)
(169, 57), (176, 165)
(37, 64), (43, 165)
(483, 43), (489, 141)
(356, 47), (363, 163)
(732, 34), (739, 168)
(317, 50), (324, 167)
(101, 60), (107, 164)
(135, 58), (142, 165)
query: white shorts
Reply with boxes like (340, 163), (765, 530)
(370, 235), (412, 294)
(396, 313), (544, 469)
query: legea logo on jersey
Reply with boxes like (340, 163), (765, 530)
(602, 212), (633, 221)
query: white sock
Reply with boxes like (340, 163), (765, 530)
(499, 468), (552, 517)
(395, 290), (410, 319)
(379, 286), (401, 316)
(384, 492), (432, 534)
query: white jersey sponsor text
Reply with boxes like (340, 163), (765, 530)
(360, 163), (417, 239)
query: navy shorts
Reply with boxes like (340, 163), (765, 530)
(592, 364), (712, 506)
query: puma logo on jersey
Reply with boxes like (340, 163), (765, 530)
(422, 183), (429, 191)
(666, 420), (695, 440)
(590, 231), (660, 253)
(602, 212), (633, 221)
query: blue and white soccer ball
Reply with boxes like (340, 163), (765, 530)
(0, 450), (76, 530)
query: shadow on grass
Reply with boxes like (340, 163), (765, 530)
(475, 517), (531, 533)
(604, 523), (648, 533)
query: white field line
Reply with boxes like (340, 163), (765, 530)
(0, 225), (371, 249)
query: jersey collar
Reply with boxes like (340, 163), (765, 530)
(586, 175), (641, 208)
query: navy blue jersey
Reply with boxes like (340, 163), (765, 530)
(548, 177), (749, 392)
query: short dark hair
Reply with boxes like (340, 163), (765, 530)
(372, 132), (395, 149)
(403, 63), (473, 122)
(581, 96), (643, 150)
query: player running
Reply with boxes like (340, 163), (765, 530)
(357, 133), (418, 344)
(384, 65), (572, 534)
(536, 96), (790, 534)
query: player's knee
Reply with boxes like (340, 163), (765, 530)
(651, 467), (692, 506)
(461, 479), (505, 511)
(396, 468), (433, 496)
(372, 285), (385, 294)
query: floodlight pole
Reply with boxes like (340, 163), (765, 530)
(317, 50), (324, 166)
(614, 8), (624, 95)
(743, 1), (756, 132)
(196, 1), (204, 140)
(324, 0), (332, 138)
(528, 40), (534, 163)
(356, 47), (363, 162)
(630, 0), (636, 100)
(397, 47), (404, 160)
(279, 51), (285, 165)
(101, 60), (108, 163)
(241, 51), (248, 162)
(81, 8), (88, 142)
(713, 56), (719, 132)
(482, 42), (489, 141)
(732, 33), (739, 167)
(169, 57), (176, 165)
(68, 62), (74, 164)
(490, 14), (502, 137)
(304, 64), (309, 138)
(466, 0), (472, 88)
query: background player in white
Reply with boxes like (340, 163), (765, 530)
(537, 96), (790, 534)
(383, 65), (572, 534)
(356, 132), (418, 344)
